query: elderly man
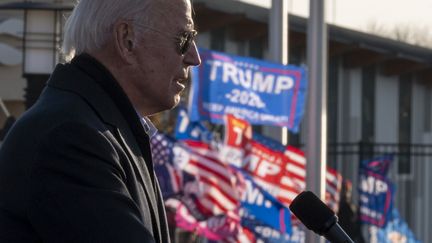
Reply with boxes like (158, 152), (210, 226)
(0, 0), (200, 242)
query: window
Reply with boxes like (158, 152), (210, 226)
(248, 38), (263, 59)
(327, 57), (339, 143)
(361, 66), (376, 143)
(424, 85), (431, 132)
(210, 28), (225, 52)
(398, 74), (412, 176)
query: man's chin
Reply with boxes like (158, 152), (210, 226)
(166, 95), (181, 110)
(172, 96), (181, 108)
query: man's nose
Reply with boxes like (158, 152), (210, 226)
(184, 42), (201, 67)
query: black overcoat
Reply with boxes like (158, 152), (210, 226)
(0, 54), (170, 243)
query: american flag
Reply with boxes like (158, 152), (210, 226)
(151, 133), (175, 166)
(284, 145), (307, 193)
(165, 198), (240, 241)
(151, 133), (183, 198)
(223, 227), (255, 243)
(284, 144), (343, 213)
(152, 132), (241, 222)
(181, 140), (240, 216)
(326, 167), (343, 213)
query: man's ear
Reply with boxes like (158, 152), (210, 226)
(113, 21), (136, 64)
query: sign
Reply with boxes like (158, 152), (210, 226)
(238, 170), (292, 234)
(359, 155), (394, 227)
(175, 106), (213, 143)
(189, 48), (307, 132)
(368, 209), (420, 243)
(223, 115), (302, 207)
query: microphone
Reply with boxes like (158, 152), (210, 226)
(289, 191), (354, 243)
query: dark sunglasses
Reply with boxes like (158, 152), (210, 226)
(134, 24), (197, 55)
(176, 30), (198, 55)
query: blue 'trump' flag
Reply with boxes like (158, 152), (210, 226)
(372, 209), (421, 243)
(174, 106), (213, 143)
(358, 155), (394, 227)
(236, 169), (292, 234)
(189, 48), (307, 132)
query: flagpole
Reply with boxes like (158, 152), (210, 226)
(269, 0), (288, 79)
(306, 0), (328, 242)
(265, 0), (289, 144)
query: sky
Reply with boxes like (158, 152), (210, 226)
(316, 0), (432, 30)
(292, 0), (432, 46)
(240, 0), (432, 46)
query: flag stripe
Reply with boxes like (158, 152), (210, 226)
(200, 179), (238, 208)
(186, 162), (232, 187)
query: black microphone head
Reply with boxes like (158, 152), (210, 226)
(289, 191), (337, 235)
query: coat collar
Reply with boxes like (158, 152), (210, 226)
(72, 53), (143, 130)
(46, 56), (124, 128)
(48, 54), (156, 140)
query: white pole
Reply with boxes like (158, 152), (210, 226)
(306, 0), (328, 242)
(266, 0), (289, 144)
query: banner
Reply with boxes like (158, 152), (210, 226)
(240, 216), (300, 243)
(236, 170), (292, 234)
(368, 209), (420, 243)
(219, 114), (252, 167)
(223, 114), (342, 211)
(359, 155), (395, 227)
(175, 106), (213, 143)
(189, 48), (307, 132)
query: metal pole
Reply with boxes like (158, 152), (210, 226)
(0, 98), (10, 118)
(266, 0), (289, 144)
(306, 0), (328, 242)
(269, 0), (288, 66)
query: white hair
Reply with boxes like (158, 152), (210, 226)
(62, 0), (157, 61)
